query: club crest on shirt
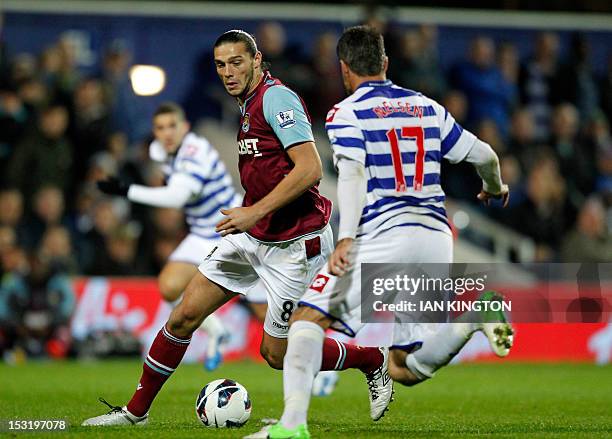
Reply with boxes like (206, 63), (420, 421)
(276, 109), (296, 129)
(242, 113), (250, 133)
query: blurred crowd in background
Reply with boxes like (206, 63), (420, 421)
(1, 13), (612, 358)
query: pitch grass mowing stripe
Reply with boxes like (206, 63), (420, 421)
(1, 361), (611, 438)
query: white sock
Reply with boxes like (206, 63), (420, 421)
(280, 321), (324, 429)
(405, 322), (477, 380)
(199, 313), (226, 336)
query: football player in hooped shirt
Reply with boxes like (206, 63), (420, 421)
(82, 29), (389, 427)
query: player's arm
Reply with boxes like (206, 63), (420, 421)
(249, 140), (322, 214)
(216, 86), (322, 235)
(464, 140), (509, 206)
(436, 100), (509, 207)
(326, 105), (368, 275)
(97, 173), (199, 209)
(329, 157), (367, 276)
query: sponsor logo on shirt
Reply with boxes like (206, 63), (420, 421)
(276, 109), (296, 129)
(238, 138), (262, 157)
(241, 113), (250, 133)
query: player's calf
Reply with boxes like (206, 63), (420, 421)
(259, 336), (287, 370)
(388, 349), (426, 387)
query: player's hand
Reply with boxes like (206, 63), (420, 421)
(97, 177), (129, 197)
(328, 238), (353, 277)
(216, 207), (264, 236)
(477, 184), (510, 208)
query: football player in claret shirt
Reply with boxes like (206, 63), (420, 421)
(82, 29), (390, 427)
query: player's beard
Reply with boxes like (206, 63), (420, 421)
(238, 63), (256, 100)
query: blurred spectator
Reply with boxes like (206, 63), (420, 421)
(7, 104), (73, 203)
(21, 185), (73, 251)
(10, 53), (37, 85)
(475, 119), (506, 155)
(99, 41), (149, 143)
(549, 103), (596, 206)
(38, 225), (79, 274)
(39, 45), (63, 93)
(0, 188), (26, 244)
(19, 77), (47, 108)
(588, 111), (612, 192)
(389, 29), (447, 100)
(441, 90), (468, 125)
(256, 22), (296, 82)
(0, 265), (28, 357)
(303, 31), (345, 124)
(54, 34), (81, 102)
(508, 108), (538, 167)
(88, 222), (147, 276)
(553, 33), (600, 123)
(81, 198), (128, 273)
(0, 245), (29, 275)
(519, 32), (560, 141)
(498, 42), (520, 85)
(0, 226), (17, 256)
(561, 196), (612, 262)
(15, 254), (74, 358)
(69, 78), (111, 189)
(450, 36), (517, 138)
(0, 86), (30, 179)
(506, 154), (573, 260)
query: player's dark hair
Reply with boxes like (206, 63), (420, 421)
(214, 30), (258, 58)
(153, 102), (186, 120)
(214, 29), (271, 70)
(337, 25), (386, 76)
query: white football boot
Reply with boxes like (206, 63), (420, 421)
(365, 347), (394, 421)
(82, 398), (148, 426)
(312, 370), (339, 397)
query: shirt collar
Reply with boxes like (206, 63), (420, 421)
(356, 79), (392, 90)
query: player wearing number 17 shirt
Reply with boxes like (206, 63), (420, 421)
(261, 26), (513, 439)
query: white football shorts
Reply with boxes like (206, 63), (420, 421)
(169, 232), (267, 303)
(198, 225), (333, 338)
(299, 226), (453, 350)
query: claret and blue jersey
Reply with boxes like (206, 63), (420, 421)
(326, 79), (477, 239)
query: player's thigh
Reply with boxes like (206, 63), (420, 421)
(259, 331), (288, 370)
(158, 261), (198, 301)
(248, 302), (267, 323)
(169, 272), (236, 337)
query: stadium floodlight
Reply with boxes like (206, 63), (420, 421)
(129, 65), (166, 96)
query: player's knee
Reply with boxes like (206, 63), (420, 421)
(158, 274), (183, 302)
(167, 303), (202, 338)
(260, 344), (284, 370)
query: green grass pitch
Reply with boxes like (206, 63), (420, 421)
(1, 360), (611, 438)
